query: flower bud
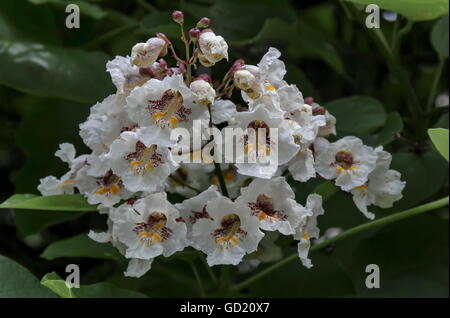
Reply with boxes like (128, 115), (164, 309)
(194, 73), (212, 83)
(190, 79), (216, 105)
(304, 96), (314, 105)
(189, 28), (201, 40)
(234, 69), (256, 91)
(196, 17), (211, 28)
(198, 31), (228, 67)
(172, 10), (184, 24)
(131, 37), (167, 67)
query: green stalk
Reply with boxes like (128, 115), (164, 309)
(426, 57), (446, 112)
(231, 196), (449, 292)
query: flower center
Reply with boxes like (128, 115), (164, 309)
(147, 89), (192, 128)
(249, 194), (287, 220)
(335, 151), (354, 170)
(134, 212), (171, 243)
(95, 170), (121, 195)
(214, 213), (244, 246)
(125, 141), (163, 175)
(244, 120), (271, 156)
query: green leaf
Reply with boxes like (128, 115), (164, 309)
(28, 0), (107, 19)
(41, 272), (149, 298)
(345, 0), (449, 21)
(0, 0), (60, 43)
(0, 255), (56, 297)
(41, 234), (122, 260)
(0, 194), (96, 211)
(41, 272), (74, 298)
(391, 150), (449, 209)
(428, 128), (449, 161)
(208, 0), (297, 44)
(345, 214), (449, 297)
(325, 95), (387, 134)
(431, 15), (449, 58)
(374, 112), (403, 146)
(313, 181), (339, 203)
(0, 40), (113, 103)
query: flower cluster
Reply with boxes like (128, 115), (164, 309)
(38, 12), (405, 277)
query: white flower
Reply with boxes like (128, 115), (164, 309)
(198, 31), (228, 66)
(310, 103), (336, 136)
(294, 194), (325, 268)
(55, 143), (76, 165)
(315, 136), (377, 191)
(125, 74), (207, 131)
(38, 146), (94, 196)
(236, 177), (307, 235)
(79, 94), (136, 154)
(239, 48), (302, 115)
(190, 79), (216, 106)
(124, 258), (154, 278)
(106, 129), (178, 193)
(111, 192), (188, 259)
(82, 169), (131, 207)
(351, 147), (405, 219)
(191, 196), (264, 266)
(106, 56), (151, 95)
(225, 104), (299, 179)
(175, 185), (222, 236)
(131, 37), (167, 67)
(288, 149), (316, 182)
(211, 99), (237, 125)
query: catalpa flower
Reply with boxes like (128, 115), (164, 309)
(106, 129), (178, 193)
(107, 56), (149, 95)
(38, 143), (94, 195)
(191, 196), (264, 266)
(190, 79), (216, 106)
(351, 147), (405, 219)
(236, 48), (303, 115)
(315, 136), (377, 191)
(79, 94), (136, 154)
(236, 177), (307, 235)
(294, 194), (325, 268)
(225, 104), (299, 179)
(83, 169), (130, 207)
(125, 74), (207, 132)
(175, 185), (222, 237)
(110, 192), (188, 260)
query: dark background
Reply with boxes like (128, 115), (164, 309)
(0, 0), (448, 297)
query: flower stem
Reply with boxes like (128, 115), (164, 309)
(231, 196), (449, 292)
(213, 162), (229, 197)
(426, 57), (446, 112)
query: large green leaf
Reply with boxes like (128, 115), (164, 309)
(344, 214), (448, 297)
(41, 234), (122, 260)
(41, 272), (75, 298)
(431, 15), (449, 58)
(0, 40), (113, 103)
(0, 0), (60, 43)
(374, 112), (403, 146)
(28, 0), (107, 19)
(391, 150), (449, 209)
(0, 194), (96, 211)
(0, 255), (56, 297)
(428, 128), (449, 161)
(345, 0), (449, 21)
(41, 272), (148, 298)
(325, 95), (387, 134)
